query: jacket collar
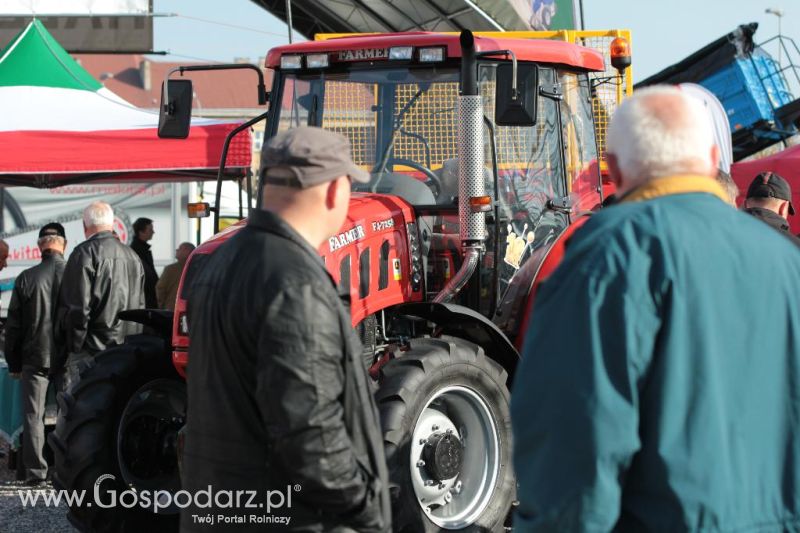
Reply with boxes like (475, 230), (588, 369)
(41, 250), (64, 262)
(744, 206), (791, 232)
(618, 175), (729, 204)
(88, 230), (114, 241)
(247, 209), (327, 270)
(132, 237), (151, 250)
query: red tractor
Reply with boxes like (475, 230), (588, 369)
(52, 30), (631, 532)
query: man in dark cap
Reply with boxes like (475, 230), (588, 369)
(743, 171), (800, 245)
(5, 222), (67, 486)
(181, 127), (391, 532)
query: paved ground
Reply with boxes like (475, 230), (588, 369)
(0, 441), (73, 532)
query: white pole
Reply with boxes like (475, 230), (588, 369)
(171, 182), (180, 255)
(765, 8), (785, 68)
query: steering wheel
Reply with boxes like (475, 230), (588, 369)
(385, 158), (442, 198)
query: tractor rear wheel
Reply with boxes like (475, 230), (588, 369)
(49, 335), (184, 533)
(377, 337), (514, 532)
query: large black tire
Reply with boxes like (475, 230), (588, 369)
(377, 337), (514, 532)
(49, 335), (184, 533)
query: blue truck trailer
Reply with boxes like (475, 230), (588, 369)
(637, 23), (800, 161)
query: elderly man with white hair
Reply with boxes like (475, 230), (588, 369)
(511, 86), (800, 531)
(53, 201), (145, 391)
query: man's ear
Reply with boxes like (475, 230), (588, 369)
(324, 179), (339, 210)
(606, 153), (623, 188)
(779, 200), (790, 218)
(710, 145), (721, 175)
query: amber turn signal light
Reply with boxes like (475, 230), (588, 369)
(187, 202), (211, 218)
(469, 195), (492, 213)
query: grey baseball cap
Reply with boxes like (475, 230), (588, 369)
(261, 126), (370, 188)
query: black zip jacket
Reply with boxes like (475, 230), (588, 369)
(4, 252), (65, 373)
(180, 209), (391, 532)
(743, 207), (800, 247)
(54, 231), (145, 369)
(130, 237), (159, 308)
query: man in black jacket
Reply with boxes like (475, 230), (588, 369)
(6, 222), (67, 485)
(54, 202), (145, 390)
(130, 217), (159, 308)
(181, 127), (390, 532)
(743, 171), (800, 246)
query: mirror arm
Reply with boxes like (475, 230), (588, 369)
(213, 110), (270, 234)
(163, 63), (269, 115)
(477, 49), (518, 100)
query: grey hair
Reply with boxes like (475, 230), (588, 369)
(38, 235), (66, 249)
(716, 169), (740, 206)
(83, 201), (114, 228)
(607, 85), (715, 183)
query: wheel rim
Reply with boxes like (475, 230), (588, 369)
(117, 378), (186, 513)
(409, 385), (500, 529)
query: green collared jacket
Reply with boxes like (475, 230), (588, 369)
(512, 175), (800, 532)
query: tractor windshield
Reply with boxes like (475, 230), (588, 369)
(275, 67), (462, 206)
(271, 64), (590, 216)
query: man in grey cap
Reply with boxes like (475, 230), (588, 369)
(6, 222), (67, 486)
(181, 127), (390, 532)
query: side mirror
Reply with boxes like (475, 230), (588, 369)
(187, 202), (211, 218)
(158, 79), (193, 139)
(495, 63), (538, 127)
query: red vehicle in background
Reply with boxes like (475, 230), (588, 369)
(52, 29), (631, 532)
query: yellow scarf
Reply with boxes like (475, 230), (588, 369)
(619, 175), (729, 204)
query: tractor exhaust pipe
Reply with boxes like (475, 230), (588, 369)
(434, 30), (486, 304)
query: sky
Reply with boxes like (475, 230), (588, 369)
(152, 0), (800, 83)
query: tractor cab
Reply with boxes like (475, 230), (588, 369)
(264, 31), (608, 324)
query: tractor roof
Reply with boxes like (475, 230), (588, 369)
(265, 32), (605, 72)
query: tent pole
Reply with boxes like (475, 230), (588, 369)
(171, 182), (180, 260)
(246, 167), (253, 212)
(0, 188), (6, 233)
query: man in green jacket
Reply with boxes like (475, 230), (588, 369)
(512, 86), (800, 531)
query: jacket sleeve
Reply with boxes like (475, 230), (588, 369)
(137, 262), (146, 309)
(255, 282), (375, 523)
(4, 278), (25, 373)
(58, 252), (94, 355)
(155, 267), (169, 309)
(510, 253), (661, 532)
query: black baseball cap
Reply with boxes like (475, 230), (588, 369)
(39, 222), (66, 238)
(261, 126), (369, 188)
(747, 172), (795, 215)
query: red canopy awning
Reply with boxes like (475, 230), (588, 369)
(0, 20), (252, 187)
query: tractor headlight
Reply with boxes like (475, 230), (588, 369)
(419, 47), (445, 63)
(389, 46), (414, 60)
(280, 54), (303, 69)
(178, 313), (189, 336)
(305, 53), (329, 68)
